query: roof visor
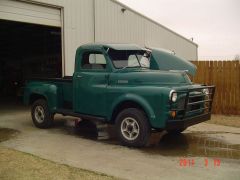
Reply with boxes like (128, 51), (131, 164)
(103, 44), (143, 51)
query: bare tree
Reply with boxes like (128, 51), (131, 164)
(234, 54), (240, 61)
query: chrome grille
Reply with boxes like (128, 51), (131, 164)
(170, 86), (215, 119)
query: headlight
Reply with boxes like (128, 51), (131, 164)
(169, 90), (177, 102)
(202, 88), (209, 95)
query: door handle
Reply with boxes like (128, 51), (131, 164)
(77, 75), (83, 78)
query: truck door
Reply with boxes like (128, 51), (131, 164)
(73, 51), (109, 117)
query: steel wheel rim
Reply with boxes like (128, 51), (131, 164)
(34, 106), (45, 123)
(121, 117), (140, 141)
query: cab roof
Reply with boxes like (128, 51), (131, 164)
(78, 43), (144, 51)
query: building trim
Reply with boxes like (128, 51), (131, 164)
(20, 0), (64, 9)
(196, 46), (199, 61)
(60, 7), (65, 76)
(93, 0), (96, 42)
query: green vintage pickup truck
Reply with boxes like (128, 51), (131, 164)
(24, 43), (215, 147)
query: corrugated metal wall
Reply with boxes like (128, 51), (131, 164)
(95, 0), (197, 61)
(144, 20), (197, 60)
(95, 0), (145, 46)
(27, 0), (197, 76)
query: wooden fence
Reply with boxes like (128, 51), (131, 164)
(191, 60), (240, 115)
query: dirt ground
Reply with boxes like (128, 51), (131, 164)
(0, 105), (239, 180)
(208, 115), (240, 128)
(0, 146), (117, 180)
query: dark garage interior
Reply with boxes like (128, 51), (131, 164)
(0, 20), (62, 102)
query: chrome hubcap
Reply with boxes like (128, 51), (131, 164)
(34, 106), (45, 123)
(121, 117), (140, 141)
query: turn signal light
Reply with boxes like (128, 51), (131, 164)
(170, 111), (176, 118)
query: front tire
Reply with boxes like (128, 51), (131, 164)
(116, 108), (151, 147)
(31, 99), (53, 129)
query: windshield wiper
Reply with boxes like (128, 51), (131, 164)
(140, 64), (150, 69)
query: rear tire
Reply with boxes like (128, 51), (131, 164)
(116, 108), (151, 147)
(31, 99), (53, 129)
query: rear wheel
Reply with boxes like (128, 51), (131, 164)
(31, 99), (53, 129)
(116, 108), (151, 147)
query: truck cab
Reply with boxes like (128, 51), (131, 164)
(24, 43), (215, 147)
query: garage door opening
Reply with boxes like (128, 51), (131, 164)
(0, 19), (62, 103)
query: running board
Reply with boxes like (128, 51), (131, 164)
(55, 109), (106, 122)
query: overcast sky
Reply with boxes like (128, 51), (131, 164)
(119, 0), (240, 60)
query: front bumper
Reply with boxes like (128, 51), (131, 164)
(166, 85), (215, 130)
(166, 112), (211, 130)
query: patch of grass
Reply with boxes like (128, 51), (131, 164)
(207, 115), (240, 128)
(0, 146), (118, 180)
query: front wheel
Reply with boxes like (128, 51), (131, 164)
(116, 108), (151, 147)
(31, 99), (54, 129)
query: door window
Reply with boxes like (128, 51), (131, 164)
(82, 52), (106, 70)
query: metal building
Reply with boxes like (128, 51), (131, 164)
(0, 0), (197, 99)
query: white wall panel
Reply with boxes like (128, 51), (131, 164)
(95, 0), (145, 46)
(95, 0), (197, 60)
(0, 0), (61, 27)
(145, 20), (197, 60)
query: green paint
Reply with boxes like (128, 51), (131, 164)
(150, 48), (197, 76)
(24, 43), (211, 129)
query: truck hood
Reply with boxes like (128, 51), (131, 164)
(150, 48), (197, 76)
(111, 69), (191, 86)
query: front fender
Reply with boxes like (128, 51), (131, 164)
(24, 82), (58, 112)
(109, 93), (156, 126)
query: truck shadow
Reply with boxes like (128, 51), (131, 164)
(53, 117), (240, 160)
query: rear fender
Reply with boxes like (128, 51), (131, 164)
(24, 83), (58, 112)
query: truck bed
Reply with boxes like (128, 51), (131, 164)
(29, 76), (73, 109)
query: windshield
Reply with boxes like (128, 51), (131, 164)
(108, 49), (150, 69)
